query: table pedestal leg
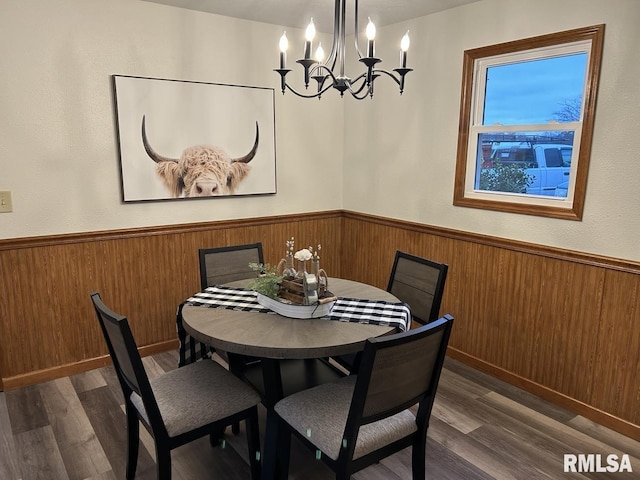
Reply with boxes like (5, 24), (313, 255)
(261, 358), (285, 480)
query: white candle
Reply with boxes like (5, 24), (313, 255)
(279, 32), (288, 68)
(366, 18), (376, 58)
(400, 31), (410, 67)
(305, 18), (316, 59)
(315, 42), (325, 64)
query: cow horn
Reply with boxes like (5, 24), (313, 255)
(232, 122), (259, 164)
(141, 115), (179, 164)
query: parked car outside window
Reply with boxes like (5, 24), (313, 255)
(479, 139), (573, 197)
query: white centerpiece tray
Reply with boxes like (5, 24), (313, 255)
(255, 292), (335, 319)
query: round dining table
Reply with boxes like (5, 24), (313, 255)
(181, 277), (399, 360)
(181, 277), (401, 480)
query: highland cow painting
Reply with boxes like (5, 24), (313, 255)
(113, 75), (276, 202)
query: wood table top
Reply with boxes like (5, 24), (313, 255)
(181, 278), (398, 359)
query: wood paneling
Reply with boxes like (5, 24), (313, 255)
(340, 211), (640, 441)
(591, 270), (640, 421)
(0, 211), (342, 385)
(1, 209), (639, 441)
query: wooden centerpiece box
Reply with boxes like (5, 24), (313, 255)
(252, 239), (336, 319)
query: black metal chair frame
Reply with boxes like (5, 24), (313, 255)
(387, 250), (449, 325)
(177, 242), (264, 368)
(274, 315), (454, 480)
(335, 250), (448, 374)
(198, 242), (264, 291)
(91, 292), (261, 480)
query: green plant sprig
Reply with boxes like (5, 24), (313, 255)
(247, 263), (283, 299)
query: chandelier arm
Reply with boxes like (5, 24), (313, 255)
(344, 75), (372, 99)
(353, 0), (364, 59)
(325, 0), (341, 70)
(338, 0), (347, 77)
(350, 88), (372, 100)
(323, 49), (338, 74)
(283, 81), (334, 99)
(371, 68), (403, 86)
(346, 74), (370, 95)
(316, 65), (340, 84)
(329, 51), (338, 73)
(348, 85), (372, 100)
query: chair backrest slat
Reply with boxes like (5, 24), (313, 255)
(387, 251), (448, 325)
(363, 327), (446, 418)
(199, 243), (264, 289)
(91, 292), (165, 431)
(101, 315), (142, 393)
(350, 315), (453, 426)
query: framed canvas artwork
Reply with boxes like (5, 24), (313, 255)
(113, 75), (276, 202)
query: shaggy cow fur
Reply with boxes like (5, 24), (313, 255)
(156, 146), (252, 197)
(141, 116), (259, 198)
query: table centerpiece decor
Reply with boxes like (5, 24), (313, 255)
(249, 238), (336, 318)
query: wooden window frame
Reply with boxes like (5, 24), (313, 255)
(453, 25), (605, 220)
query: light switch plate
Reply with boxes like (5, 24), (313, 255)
(0, 191), (13, 213)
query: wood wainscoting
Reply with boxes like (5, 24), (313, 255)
(340, 211), (640, 441)
(1, 209), (639, 441)
(0, 211), (343, 390)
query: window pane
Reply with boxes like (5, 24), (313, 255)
(454, 25), (604, 219)
(475, 131), (575, 197)
(483, 53), (587, 126)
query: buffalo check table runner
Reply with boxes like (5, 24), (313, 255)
(185, 286), (271, 313)
(184, 285), (411, 332)
(327, 298), (410, 331)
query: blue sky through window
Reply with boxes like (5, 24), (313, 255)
(483, 53), (588, 125)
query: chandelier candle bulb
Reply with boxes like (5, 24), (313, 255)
(315, 42), (325, 63)
(304, 18), (316, 59)
(400, 31), (410, 68)
(279, 32), (288, 68)
(366, 18), (376, 58)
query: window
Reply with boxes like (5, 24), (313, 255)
(453, 25), (604, 220)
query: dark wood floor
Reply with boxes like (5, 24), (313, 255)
(1, 351), (639, 480)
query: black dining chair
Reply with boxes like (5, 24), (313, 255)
(195, 242), (265, 370)
(177, 242), (264, 368)
(199, 242), (264, 289)
(274, 315), (454, 480)
(334, 250), (449, 373)
(387, 250), (449, 326)
(176, 243), (265, 434)
(91, 292), (262, 480)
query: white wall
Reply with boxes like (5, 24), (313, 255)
(0, 0), (343, 238)
(2, 0), (639, 263)
(344, 0), (640, 262)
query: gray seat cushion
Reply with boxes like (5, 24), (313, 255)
(275, 376), (417, 460)
(131, 359), (260, 438)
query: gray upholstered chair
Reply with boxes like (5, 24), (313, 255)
(335, 250), (448, 373)
(274, 315), (454, 480)
(177, 242), (264, 368)
(91, 292), (261, 480)
(189, 243), (265, 435)
(387, 250), (448, 326)
(194, 243), (265, 371)
(198, 242), (264, 289)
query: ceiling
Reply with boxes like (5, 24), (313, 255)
(140, 0), (481, 34)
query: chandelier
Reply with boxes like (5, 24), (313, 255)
(275, 0), (412, 100)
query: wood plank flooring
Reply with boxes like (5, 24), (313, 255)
(1, 351), (639, 479)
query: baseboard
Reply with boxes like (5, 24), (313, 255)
(1, 339), (179, 391)
(447, 347), (640, 442)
